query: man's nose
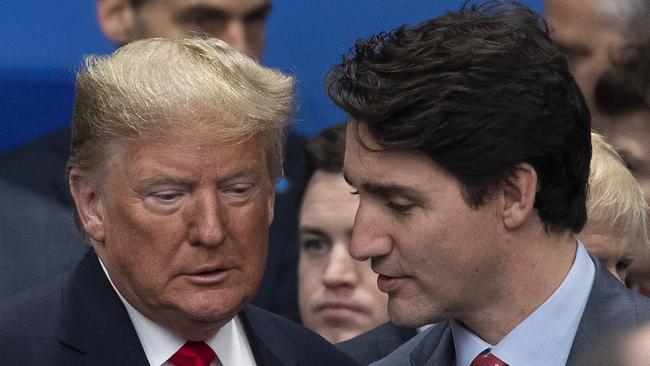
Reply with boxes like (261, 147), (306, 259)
(322, 243), (359, 288)
(349, 201), (393, 261)
(189, 190), (226, 247)
(221, 20), (250, 57)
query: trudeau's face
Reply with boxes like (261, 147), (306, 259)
(298, 171), (389, 343)
(81, 134), (273, 338)
(343, 122), (507, 327)
(132, 0), (270, 59)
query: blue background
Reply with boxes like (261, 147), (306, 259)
(0, 0), (542, 152)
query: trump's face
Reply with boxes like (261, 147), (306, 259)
(73, 134), (273, 339)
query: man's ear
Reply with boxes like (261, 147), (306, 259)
(69, 168), (106, 243)
(500, 163), (538, 230)
(97, 0), (137, 46)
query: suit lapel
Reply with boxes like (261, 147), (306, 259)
(566, 254), (643, 365)
(241, 306), (299, 366)
(57, 249), (149, 366)
(378, 323), (418, 358)
(410, 323), (455, 366)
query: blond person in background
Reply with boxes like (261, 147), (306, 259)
(0, 0), (307, 324)
(297, 123), (389, 343)
(579, 133), (649, 283)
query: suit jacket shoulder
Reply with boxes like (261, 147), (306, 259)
(371, 255), (650, 366)
(0, 126), (87, 299)
(566, 254), (650, 364)
(371, 323), (454, 366)
(338, 321), (417, 365)
(0, 249), (359, 366)
(243, 305), (361, 366)
(0, 249), (148, 365)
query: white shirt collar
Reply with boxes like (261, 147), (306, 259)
(98, 259), (257, 366)
(452, 241), (595, 366)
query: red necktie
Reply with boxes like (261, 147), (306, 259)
(169, 341), (220, 366)
(471, 351), (508, 366)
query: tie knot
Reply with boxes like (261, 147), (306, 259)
(471, 350), (508, 366)
(169, 341), (217, 366)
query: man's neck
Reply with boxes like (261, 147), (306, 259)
(458, 230), (577, 345)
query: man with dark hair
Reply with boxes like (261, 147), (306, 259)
(326, 2), (650, 365)
(0, 0), (304, 322)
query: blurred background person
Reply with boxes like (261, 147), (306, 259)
(593, 36), (650, 295)
(545, 0), (650, 296)
(617, 323), (650, 366)
(578, 322), (650, 366)
(578, 133), (649, 283)
(544, 0), (633, 132)
(297, 123), (389, 343)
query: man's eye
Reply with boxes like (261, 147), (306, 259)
(386, 201), (414, 213)
(300, 238), (329, 256)
(225, 183), (254, 196)
(153, 192), (181, 201)
(617, 259), (633, 272)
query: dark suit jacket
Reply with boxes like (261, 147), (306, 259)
(337, 321), (417, 365)
(371, 254), (650, 366)
(0, 249), (359, 366)
(0, 126), (305, 322)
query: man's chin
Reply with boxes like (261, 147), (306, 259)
(388, 298), (436, 328)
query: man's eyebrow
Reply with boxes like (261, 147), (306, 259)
(298, 227), (328, 237)
(343, 171), (427, 201)
(217, 166), (264, 183)
(174, 6), (229, 23)
(174, 3), (272, 22)
(136, 176), (196, 192)
(362, 182), (423, 198)
(245, 3), (272, 21)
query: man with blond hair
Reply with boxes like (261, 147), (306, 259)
(579, 133), (649, 282)
(0, 0), (305, 322)
(0, 38), (358, 366)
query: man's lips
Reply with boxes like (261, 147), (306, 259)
(376, 273), (406, 293)
(184, 266), (233, 285)
(316, 301), (365, 321)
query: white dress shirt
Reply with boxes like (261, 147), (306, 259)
(451, 241), (595, 366)
(99, 259), (257, 366)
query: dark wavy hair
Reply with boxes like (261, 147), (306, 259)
(297, 122), (347, 205)
(325, 1), (591, 233)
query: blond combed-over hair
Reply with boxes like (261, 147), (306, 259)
(68, 37), (294, 183)
(587, 133), (649, 254)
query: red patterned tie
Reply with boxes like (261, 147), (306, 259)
(169, 341), (220, 366)
(471, 351), (508, 366)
